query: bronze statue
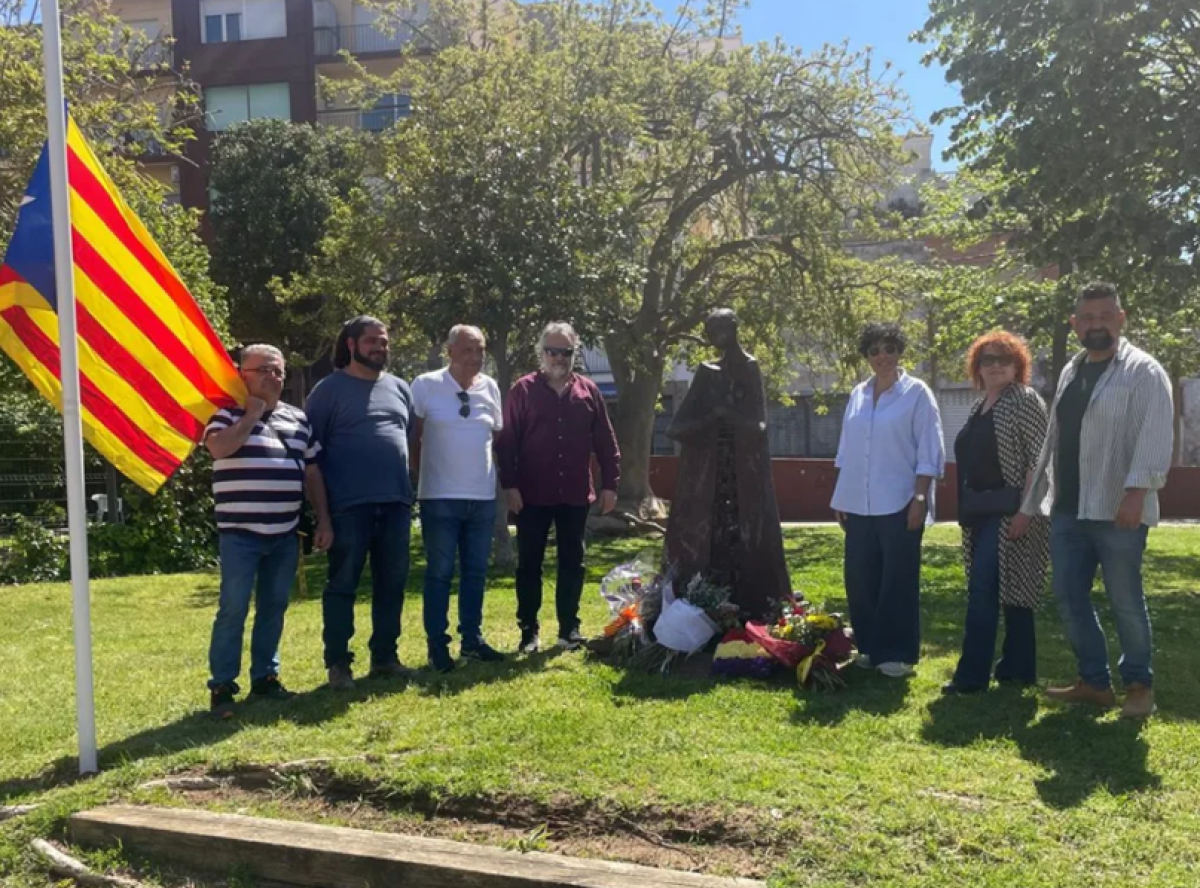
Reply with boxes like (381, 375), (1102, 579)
(664, 309), (791, 620)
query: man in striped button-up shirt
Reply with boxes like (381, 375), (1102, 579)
(1013, 282), (1173, 719)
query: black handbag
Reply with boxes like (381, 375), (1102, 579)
(959, 485), (1022, 522)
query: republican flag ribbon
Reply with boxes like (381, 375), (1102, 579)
(0, 117), (245, 493)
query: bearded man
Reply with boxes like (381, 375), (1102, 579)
(496, 322), (620, 654)
(306, 316), (416, 689)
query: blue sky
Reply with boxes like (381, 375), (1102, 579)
(654, 0), (961, 169)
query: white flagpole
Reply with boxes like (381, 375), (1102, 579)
(41, 0), (98, 775)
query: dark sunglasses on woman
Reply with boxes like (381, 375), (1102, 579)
(867, 343), (898, 357)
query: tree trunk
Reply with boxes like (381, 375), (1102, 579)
(607, 346), (668, 519)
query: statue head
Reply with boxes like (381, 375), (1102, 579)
(704, 308), (738, 350)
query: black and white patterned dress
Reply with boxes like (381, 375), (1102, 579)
(960, 384), (1051, 609)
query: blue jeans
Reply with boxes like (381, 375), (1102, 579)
(1050, 513), (1153, 689)
(322, 502), (412, 669)
(953, 517), (1037, 688)
(209, 531), (299, 689)
(843, 510), (923, 665)
(420, 498), (496, 651)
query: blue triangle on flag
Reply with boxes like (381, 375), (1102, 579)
(2, 143), (58, 311)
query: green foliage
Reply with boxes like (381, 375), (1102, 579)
(309, 0), (909, 501)
(0, 515), (68, 584)
(208, 119), (368, 366)
(916, 0), (1200, 380)
(0, 0), (200, 243)
(87, 452), (219, 578)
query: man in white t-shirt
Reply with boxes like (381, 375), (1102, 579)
(411, 324), (505, 672)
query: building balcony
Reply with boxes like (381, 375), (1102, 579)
(314, 23), (426, 59)
(316, 99), (411, 132)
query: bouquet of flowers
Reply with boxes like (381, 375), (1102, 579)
(598, 557), (660, 664)
(744, 595), (856, 691)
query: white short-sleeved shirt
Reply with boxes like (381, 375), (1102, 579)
(411, 368), (503, 500)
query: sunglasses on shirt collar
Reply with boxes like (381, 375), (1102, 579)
(455, 390), (471, 418)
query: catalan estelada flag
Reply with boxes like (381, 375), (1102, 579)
(0, 118), (245, 493)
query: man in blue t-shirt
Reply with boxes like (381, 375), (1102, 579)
(306, 316), (415, 689)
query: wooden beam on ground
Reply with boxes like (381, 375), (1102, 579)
(69, 805), (765, 888)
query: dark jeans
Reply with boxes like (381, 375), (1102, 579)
(1051, 513), (1152, 689)
(953, 516), (1036, 688)
(209, 531), (298, 689)
(515, 503), (591, 638)
(420, 498), (496, 651)
(843, 510), (923, 665)
(322, 502), (412, 669)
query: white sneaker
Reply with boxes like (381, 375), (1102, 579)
(877, 661), (915, 678)
(855, 654), (872, 670)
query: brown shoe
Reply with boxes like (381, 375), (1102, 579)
(1045, 679), (1116, 708)
(326, 663), (354, 691)
(1121, 684), (1156, 719)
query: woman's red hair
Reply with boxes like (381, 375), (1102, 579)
(965, 330), (1032, 388)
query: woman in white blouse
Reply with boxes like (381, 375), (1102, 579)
(831, 323), (945, 678)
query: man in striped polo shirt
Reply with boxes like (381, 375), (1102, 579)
(1013, 282), (1173, 719)
(204, 344), (333, 719)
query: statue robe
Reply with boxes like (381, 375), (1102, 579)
(663, 357), (791, 620)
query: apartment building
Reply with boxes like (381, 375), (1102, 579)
(110, 0), (424, 211)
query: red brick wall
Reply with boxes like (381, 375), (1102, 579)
(648, 457), (1200, 521)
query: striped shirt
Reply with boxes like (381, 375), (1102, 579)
(205, 402), (320, 536)
(1021, 339), (1173, 526)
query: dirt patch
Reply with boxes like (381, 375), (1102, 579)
(147, 763), (799, 879)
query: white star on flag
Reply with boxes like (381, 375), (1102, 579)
(19, 194), (34, 207)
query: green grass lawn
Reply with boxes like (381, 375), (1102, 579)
(2, 525), (1200, 886)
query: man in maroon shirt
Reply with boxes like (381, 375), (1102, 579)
(497, 322), (621, 652)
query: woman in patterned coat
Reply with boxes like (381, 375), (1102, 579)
(944, 332), (1050, 694)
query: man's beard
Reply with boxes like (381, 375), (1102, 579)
(352, 344), (386, 371)
(1080, 329), (1115, 352)
(542, 363), (570, 380)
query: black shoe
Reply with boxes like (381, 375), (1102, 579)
(996, 676), (1035, 689)
(462, 641), (505, 663)
(428, 647), (456, 673)
(369, 660), (414, 680)
(941, 681), (986, 696)
(518, 626), (540, 655)
(556, 628), (585, 651)
(249, 675), (295, 701)
(209, 681), (239, 719)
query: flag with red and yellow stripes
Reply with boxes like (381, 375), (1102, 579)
(0, 117), (245, 493)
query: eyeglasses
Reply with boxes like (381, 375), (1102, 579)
(979, 353), (1015, 368)
(456, 390), (471, 418)
(243, 366), (285, 379)
(543, 347), (574, 359)
(867, 343), (898, 357)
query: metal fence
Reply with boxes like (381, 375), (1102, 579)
(649, 395), (849, 458)
(0, 445), (115, 544)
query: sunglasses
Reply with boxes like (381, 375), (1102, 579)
(867, 343), (898, 357)
(456, 390), (471, 418)
(244, 366), (285, 379)
(979, 353), (1015, 368)
(543, 347), (575, 359)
